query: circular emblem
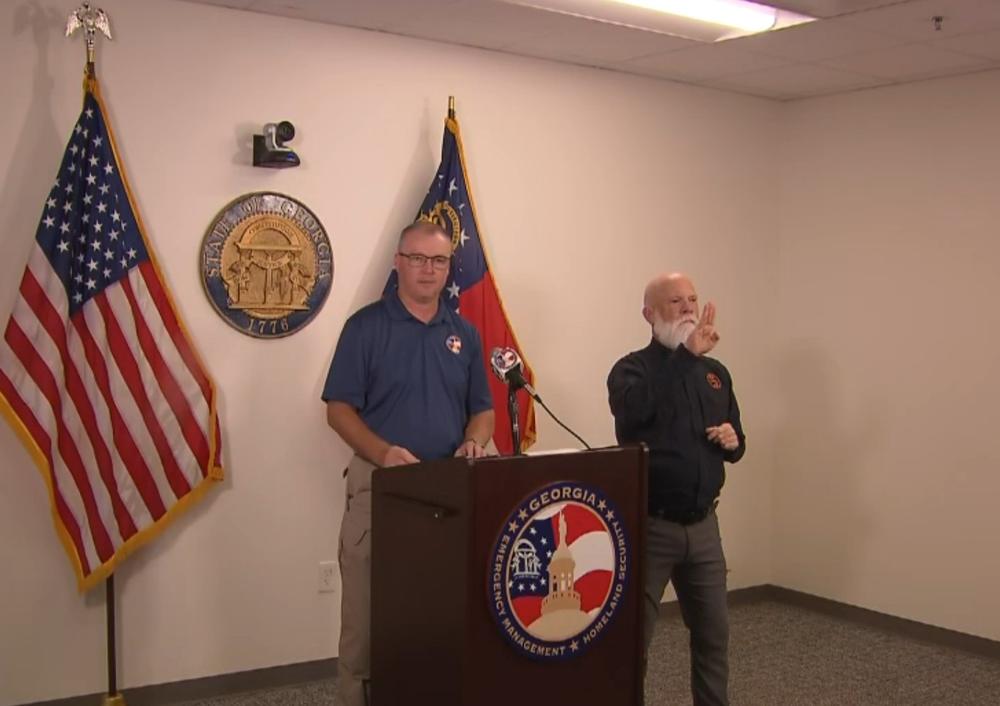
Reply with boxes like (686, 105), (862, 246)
(446, 334), (462, 354)
(420, 201), (462, 251)
(706, 372), (722, 390)
(200, 192), (333, 338)
(487, 482), (629, 661)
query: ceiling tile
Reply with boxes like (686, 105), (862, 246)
(388, 0), (585, 50)
(504, 13), (697, 63)
(836, 0), (1000, 41)
(820, 41), (994, 79)
(769, 0), (911, 19)
(734, 16), (905, 61)
(619, 43), (791, 82)
(705, 63), (884, 99)
(697, 82), (796, 101)
(173, 0), (1000, 102)
(246, 0), (460, 31)
(931, 29), (1000, 61)
(189, 0), (256, 8)
(502, 43), (607, 66)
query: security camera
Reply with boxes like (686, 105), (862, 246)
(265, 121), (295, 151)
(253, 120), (300, 168)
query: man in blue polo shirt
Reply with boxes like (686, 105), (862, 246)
(322, 220), (494, 706)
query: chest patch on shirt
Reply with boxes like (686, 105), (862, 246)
(706, 372), (722, 390)
(445, 334), (462, 354)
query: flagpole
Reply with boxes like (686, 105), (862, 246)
(448, 95), (455, 120)
(66, 5), (123, 704)
(104, 575), (126, 706)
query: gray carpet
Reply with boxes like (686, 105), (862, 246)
(175, 600), (1000, 705)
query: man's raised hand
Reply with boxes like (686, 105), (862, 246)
(685, 301), (720, 356)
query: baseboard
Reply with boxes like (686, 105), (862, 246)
(19, 658), (336, 706)
(660, 583), (999, 661)
(757, 584), (1000, 661)
(20, 583), (1000, 705)
(655, 583), (774, 618)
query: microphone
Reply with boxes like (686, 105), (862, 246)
(490, 347), (537, 399)
(488, 347), (591, 451)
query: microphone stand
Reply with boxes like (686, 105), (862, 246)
(490, 349), (592, 455)
(507, 382), (521, 456)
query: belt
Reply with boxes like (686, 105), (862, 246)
(651, 500), (718, 526)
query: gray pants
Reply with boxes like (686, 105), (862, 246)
(337, 456), (376, 706)
(644, 511), (729, 706)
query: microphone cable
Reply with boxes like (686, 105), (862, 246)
(527, 390), (592, 450)
(490, 346), (592, 450)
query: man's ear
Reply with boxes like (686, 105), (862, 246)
(642, 305), (653, 325)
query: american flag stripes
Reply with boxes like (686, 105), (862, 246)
(0, 78), (223, 591)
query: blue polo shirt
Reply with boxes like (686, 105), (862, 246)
(322, 289), (494, 461)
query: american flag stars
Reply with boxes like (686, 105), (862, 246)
(0, 86), (222, 589)
(38, 100), (147, 316)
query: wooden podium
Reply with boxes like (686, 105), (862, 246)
(371, 446), (648, 706)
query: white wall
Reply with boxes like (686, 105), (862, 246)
(0, 1), (779, 703)
(773, 69), (1000, 642)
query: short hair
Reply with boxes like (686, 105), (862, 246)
(398, 220), (450, 249)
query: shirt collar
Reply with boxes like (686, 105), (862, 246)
(384, 287), (448, 325)
(647, 336), (675, 357)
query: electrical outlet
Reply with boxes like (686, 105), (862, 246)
(319, 561), (337, 593)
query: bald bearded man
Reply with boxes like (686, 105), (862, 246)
(607, 272), (746, 706)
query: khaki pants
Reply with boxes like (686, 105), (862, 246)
(337, 455), (376, 706)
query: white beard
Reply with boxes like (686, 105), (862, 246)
(652, 313), (696, 350)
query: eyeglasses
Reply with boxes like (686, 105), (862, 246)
(398, 252), (452, 270)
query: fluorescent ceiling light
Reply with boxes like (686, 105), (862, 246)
(501, 0), (815, 42)
(617, 0), (778, 33)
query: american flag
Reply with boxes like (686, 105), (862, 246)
(510, 502), (614, 629)
(0, 79), (223, 592)
(387, 113), (537, 454)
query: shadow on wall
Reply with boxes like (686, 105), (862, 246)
(325, 99), (439, 346)
(774, 339), (882, 595)
(231, 122), (258, 167)
(1, 0), (111, 586)
(313, 99), (437, 434)
(1, 2), (65, 317)
(351, 100), (438, 316)
(2, 3), (234, 678)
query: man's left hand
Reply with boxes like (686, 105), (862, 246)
(455, 439), (488, 459)
(706, 423), (739, 451)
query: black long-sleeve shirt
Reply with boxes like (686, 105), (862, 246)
(607, 339), (745, 516)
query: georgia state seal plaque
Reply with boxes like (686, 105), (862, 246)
(200, 192), (332, 338)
